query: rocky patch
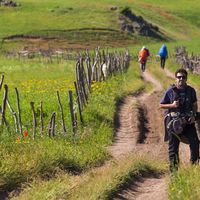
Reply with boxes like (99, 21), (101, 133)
(119, 7), (167, 40)
(0, 0), (19, 7)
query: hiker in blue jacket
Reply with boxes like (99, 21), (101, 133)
(158, 44), (168, 69)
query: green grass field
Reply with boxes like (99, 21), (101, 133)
(0, 0), (200, 199)
(1, 0), (200, 50)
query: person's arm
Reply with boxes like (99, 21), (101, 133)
(160, 100), (179, 109)
(193, 101), (198, 113)
(188, 101), (198, 124)
(160, 87), (179, 109)
(188, 88), (198, 123)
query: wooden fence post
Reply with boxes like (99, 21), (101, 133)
(85, 50), (92, 89)
(30, 102), (36, 139)
(76, 62), (87, 105)
(48, 112), (56, 137)
(51, 112), (56, 137)
(91, 60), (97, 81)
(86, 59), (92, 90)
(80, 58), (91, 93)
(74, 81), (83, 124)
(15, 88), (23, 136)
(56, 91), (67, 135)
(0, 85), (9, 131)
(76, 62), (83, 106)
(7, 97), (18, 133)
(0, 74), (4, 91)
(68, 90), (76, 134)
(74, 80), (83, 110)
(79, 63), (89, 100)
(40, 101), (43, 136)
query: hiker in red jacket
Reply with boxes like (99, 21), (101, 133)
(138, 46), (150, 72)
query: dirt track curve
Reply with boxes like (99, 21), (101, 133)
(108, 71), (165, 159)
(108, 69), (169, 200)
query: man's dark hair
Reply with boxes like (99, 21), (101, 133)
(175, 68), (188, 78)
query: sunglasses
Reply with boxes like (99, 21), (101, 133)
(176, 75), (186, 80)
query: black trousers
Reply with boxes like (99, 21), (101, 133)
(140, 61), (146, 72)
(168, 124), (199, 172)
(160, 57), (166, 69)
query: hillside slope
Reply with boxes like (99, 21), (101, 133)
(1, 0), (200, 51)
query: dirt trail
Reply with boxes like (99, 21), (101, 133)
(109, 70), (169, 200)
(113, 175), (168, 200)
(108, 71), (164, 159)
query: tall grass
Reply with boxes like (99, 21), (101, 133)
(13, 155), (167, 200)
(169, 166), (200, 200)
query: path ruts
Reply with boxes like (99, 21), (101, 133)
(109, 70), (168, 199)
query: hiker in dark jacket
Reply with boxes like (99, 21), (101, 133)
(158, 44), (168, 69)
(160, 68), (199, 172)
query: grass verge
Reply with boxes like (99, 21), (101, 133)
(169, 166), (200, 200)
(13, 155), (167, 200)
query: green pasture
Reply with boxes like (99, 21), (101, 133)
(1, 0), (200, 50)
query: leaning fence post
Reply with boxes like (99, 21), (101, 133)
(40, 101), (44, 136)
(1, 85), (8, 129)
(56, 91), (67, 135)
(76, 62), (87, 106)
(85, 54), (92, 89)
(48, 113), (53, 138)
(30, 102), (36, 139)
(0, 74), (4, 91)
(74, 81), (82, 110)
(48, 112), (56, 137)
(7, 97), (18, 133)
(15, 88), (23, 136)
(51, 112), (56, 137)
(80, 58), (91, 93)
(68, 90), (76, 134)
(74, 81), (83, 124)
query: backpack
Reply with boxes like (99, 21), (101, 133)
(164, 114), (189, 144)
(158, 45), (167, 57)
(139, 49), (149, 60)
(164, 85), (194, 144)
